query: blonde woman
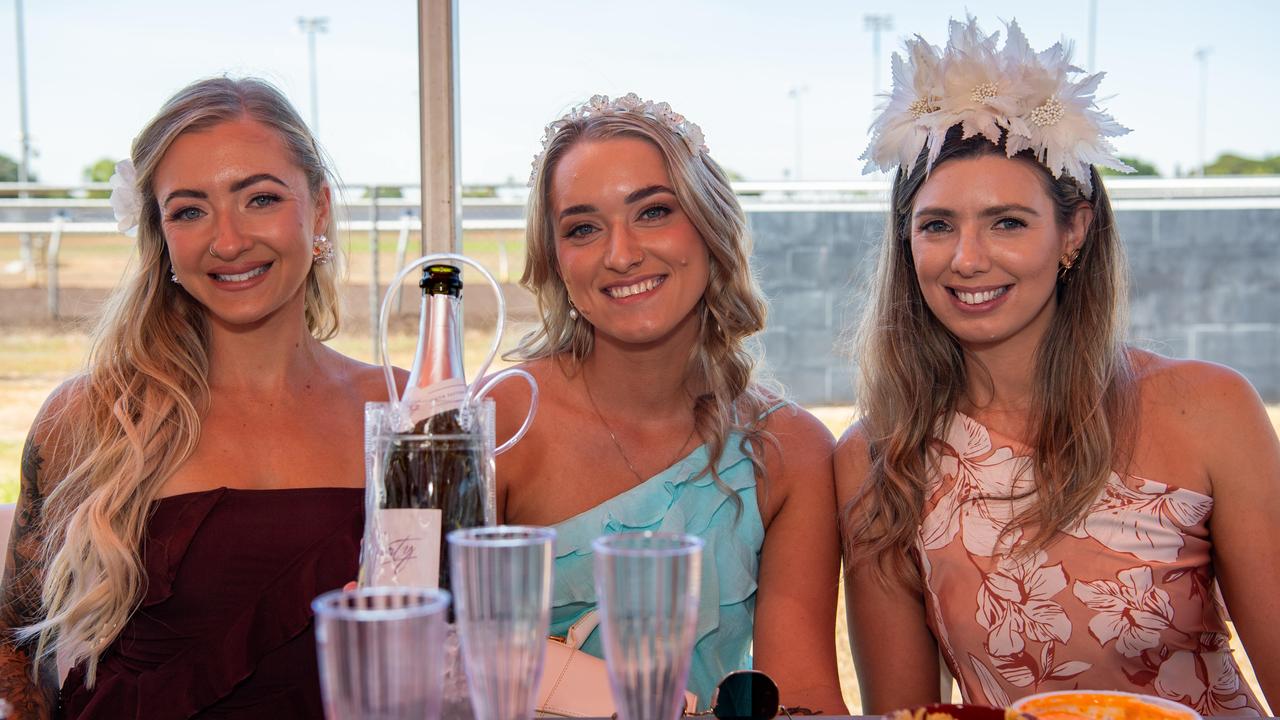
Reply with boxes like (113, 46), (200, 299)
(0, 77), (392, 718)
(492, 94), (846, 713)
(838, 19), (1279, 714)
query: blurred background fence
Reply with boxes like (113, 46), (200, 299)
(5, 176), (1280, 403)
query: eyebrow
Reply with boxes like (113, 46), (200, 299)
(557, 184), (676, 221)
(162, 189), (207, 207)
(230, 173), (289, 193)
(162, 174), (289, 208)
(624, 184), (672, 204)
(913, 203), (1041, 219)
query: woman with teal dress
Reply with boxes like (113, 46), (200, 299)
(492, 94), (846, 714)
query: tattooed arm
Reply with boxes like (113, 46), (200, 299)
(0, 431), (61, 718)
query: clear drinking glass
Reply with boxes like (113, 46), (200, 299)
(312, 586), (451, 720)
(593, 532), (704, 720)
(448, 526), (556, 720)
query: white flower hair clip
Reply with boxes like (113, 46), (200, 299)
(529, 93), (709, 186)
(108, 159), (142, 237)
(861, 16), (1133, 196)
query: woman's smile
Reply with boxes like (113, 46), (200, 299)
(602, 274), (666, 301)
(551, 137), (710, 347)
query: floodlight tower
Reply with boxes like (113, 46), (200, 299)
(298, 16), (329, 133)
(864, 14), (894, 98)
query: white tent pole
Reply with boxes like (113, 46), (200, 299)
(418, 0), (462, 254)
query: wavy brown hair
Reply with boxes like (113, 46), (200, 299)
(516, 105), (774, 501)
(842, 127), (1134, 586)
(20, 77), (342, 684)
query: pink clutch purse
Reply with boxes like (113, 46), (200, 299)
(535, 610), (697, 718)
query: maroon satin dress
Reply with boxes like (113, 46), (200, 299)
(59, 486), (364, 719)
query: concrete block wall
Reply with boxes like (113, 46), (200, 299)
(748, 206), (1280, 405)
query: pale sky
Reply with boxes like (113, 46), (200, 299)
(2, 0), (1276, 187)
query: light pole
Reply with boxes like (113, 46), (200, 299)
(297, 16), (328, 134)
(1195, 46), (1211, 176)
(14, 0), (35, 282)
(864, 14), (894, 98)
(788, 85), (809, 180)
(1087, 0), (1098, 72)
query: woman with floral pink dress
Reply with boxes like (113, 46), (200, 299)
(836, 17), (1278, 716)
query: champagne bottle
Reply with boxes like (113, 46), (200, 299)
(403, 264), (466, 432)
(373, 264), (485, 593)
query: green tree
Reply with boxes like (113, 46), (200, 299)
(84, 157), (117, 198)
(461, 185), (496, 199)
(0, 152), (18, 182)
(1204, 153), (1280, 175)
(1100, 156), (1159, 177)
(362, 185), (404, 199)
(0, 152), (44, 197)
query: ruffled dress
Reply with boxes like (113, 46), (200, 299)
(548, 433), (766, 709)
(58, 486), (364, 719)
(919, 412), (1264, 715)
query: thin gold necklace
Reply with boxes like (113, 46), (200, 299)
(581, 369), (698, 483)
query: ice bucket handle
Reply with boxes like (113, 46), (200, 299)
(377, 253), (537, 455)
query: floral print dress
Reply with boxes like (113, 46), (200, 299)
(919, 412), (1264, 715)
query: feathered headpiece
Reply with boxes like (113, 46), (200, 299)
(861, 17), (1132, 196)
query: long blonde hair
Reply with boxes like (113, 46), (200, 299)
(843, 128), (1134, 586)
(516, 105), (773, 498)
(22, 77), (342, 683)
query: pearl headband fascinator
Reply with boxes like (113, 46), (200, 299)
(529, 93), (709, 186)
(861, 16), (1133, 196)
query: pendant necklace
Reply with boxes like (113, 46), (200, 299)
(582, 369), (698, 483)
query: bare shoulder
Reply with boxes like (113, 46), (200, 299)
(834, 419), (873, 504)
(325, 346), (407, 402)
(24, 374), (92, 491)
(1130, 349), (1274, 491)
(34, 373), (90, 428)
(1130, 348), (1266, 433)
(485, 357), (558, 406)
(754, 402), (835, 507)
(487, 356), (565, 445)
(760, 401), (836, 453)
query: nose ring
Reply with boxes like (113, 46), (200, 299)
(209, 245), (222, 259)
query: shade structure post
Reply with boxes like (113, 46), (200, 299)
(418, 0), (462, 255)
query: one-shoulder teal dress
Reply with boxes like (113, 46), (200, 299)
(548, 429), (768, 709)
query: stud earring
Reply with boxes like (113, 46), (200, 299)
(312, 234), (334, 265)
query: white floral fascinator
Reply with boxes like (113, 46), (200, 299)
(861, 16), (1133, 196)
(108, 159), (142, 237)
(529, 93), (709, 186)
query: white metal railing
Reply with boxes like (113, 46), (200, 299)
(7, 176), (1280, 320)
(5, 177), (1280, 237)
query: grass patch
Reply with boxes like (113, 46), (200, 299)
(0, 332), (90, 378)
(0, 439), (21, 502)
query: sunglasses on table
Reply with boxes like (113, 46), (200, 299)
(687, 670), (821, 719)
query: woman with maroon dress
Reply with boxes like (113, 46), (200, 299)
(0, 77), (394, 719)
